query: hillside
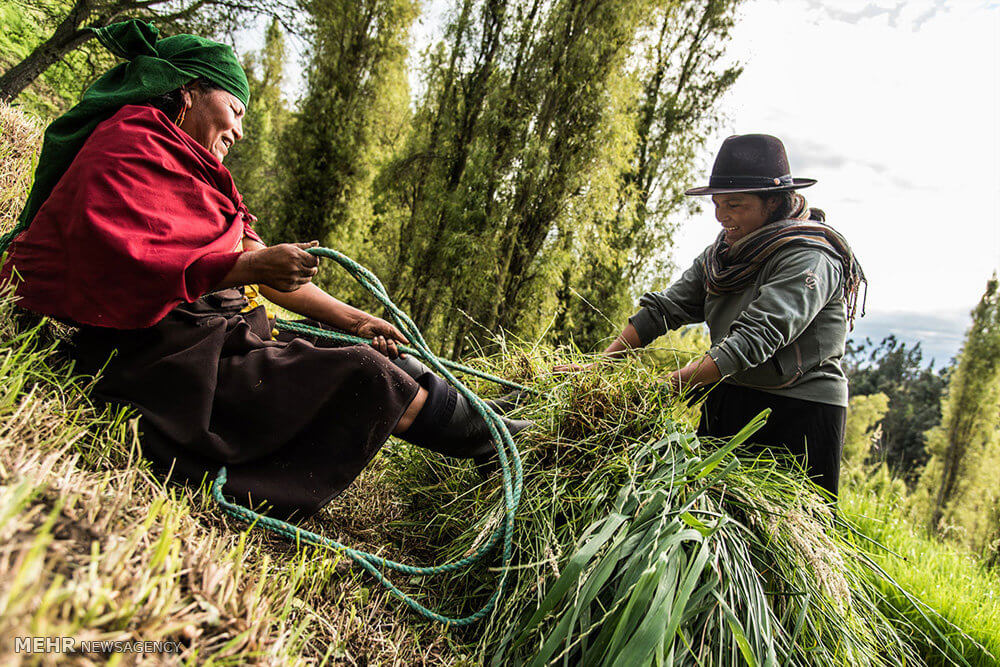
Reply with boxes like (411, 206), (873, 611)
(1, 102), (997, 665)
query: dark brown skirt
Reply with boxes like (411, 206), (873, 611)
(69, 289), (420, 521)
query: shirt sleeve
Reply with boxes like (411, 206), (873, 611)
(627, 248), (709, 346)
(707, 248), (843, 377)
(182, 251), (243, 299)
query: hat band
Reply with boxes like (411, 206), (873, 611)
(708, 173), (793, 188)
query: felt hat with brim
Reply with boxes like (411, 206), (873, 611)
(685, 133), (816, 196)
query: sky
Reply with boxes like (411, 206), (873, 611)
(665, 0), (1000, 365)
(255, 0), (999, 365)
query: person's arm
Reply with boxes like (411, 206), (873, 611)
(664, 354), (722, 392)
(626, 249), (709, 348)
(554, 252), (708, 372)
(706, 248), (843, 379)
(601, 321), (643, 359)
(216, 240), (320, 291)
(241, 238), (408, 357)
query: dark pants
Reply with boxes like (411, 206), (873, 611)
(695, 383), (846, 497)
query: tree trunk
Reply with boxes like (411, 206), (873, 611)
(0, 0), (95, 103)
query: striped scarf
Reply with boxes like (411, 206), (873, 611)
(705, 194), (867, 327)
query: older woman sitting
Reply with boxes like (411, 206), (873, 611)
(0, 20), (528, 520)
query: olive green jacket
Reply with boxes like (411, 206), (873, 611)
(628, 239), (849, 407)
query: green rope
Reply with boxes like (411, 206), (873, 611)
(274, 318), (536, 394)
(212, 246), (525, 626)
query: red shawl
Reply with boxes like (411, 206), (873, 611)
(1, 104), (262, 329)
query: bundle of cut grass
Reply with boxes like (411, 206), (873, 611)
(383, 353), (974, 665)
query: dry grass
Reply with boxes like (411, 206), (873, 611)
(0, 102), (42, 231)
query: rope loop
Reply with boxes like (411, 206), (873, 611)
(213, 246), (525, 626)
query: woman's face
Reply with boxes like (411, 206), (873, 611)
(177, 85), (245, 162)
(711, 193), (776, 243)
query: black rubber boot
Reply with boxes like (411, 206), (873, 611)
(397, 361), (533, 474)
(392, 355), (535, 416)
(431, 388), (533, 459)
(391, 354), (435, 383)
(484, 388), (535, 415)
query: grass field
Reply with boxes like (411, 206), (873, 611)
(841, 483), (1000, 666)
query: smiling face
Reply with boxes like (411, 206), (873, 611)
(176, 84), (245, 162)
(711, 193), (778, 243)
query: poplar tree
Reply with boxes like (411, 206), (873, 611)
(915, 276), (1000, 541)
(555, 0), (742, 350)
(226, 18), (290, 238)
(383, 0), (743, 356)
(380, 0), (512, 347)
(273, 0), (417, 270)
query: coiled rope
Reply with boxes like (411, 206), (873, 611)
(212, 246), (525, 626)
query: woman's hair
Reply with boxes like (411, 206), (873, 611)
(145, 79), (226, 121)
(755, 191), (826, 223)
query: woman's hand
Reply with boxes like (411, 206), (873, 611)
(662, 355), (722, 394)
(354, 315), (409, 359)
(660, 370), (684, 394)
(248, 241), (320, 292)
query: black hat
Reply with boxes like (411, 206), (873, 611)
(685, 134), (816, 196)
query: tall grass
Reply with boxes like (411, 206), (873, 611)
(0, 102), (41, 229)
(843, 480), (1000, 666)
(388, 355), (987, 665)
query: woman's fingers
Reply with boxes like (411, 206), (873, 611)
(553, 362), (597, 373)
(371, 335), (389, 356)
(369, 335), (401, 359)
(388, 324), (409, 344)
(552, 363), (581, 373)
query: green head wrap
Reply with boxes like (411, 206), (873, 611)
(1, 19), (250, 252)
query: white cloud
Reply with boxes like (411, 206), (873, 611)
(671, 0), (1000, 336)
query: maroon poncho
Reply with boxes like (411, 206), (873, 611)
(1, 104), (261, 328)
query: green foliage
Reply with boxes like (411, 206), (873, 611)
(838, 392), (914, 514)
(0, 0), (115, 118)
(225, 18), (292, 236)
(555, 0), (743, 350)
(845, 335), (950, 482)
(912, 277), (1000, 551)
(372, 0), (744, 357)
(843, 486), (1000, 665)
(272, 0), (418, 308)
(843, 392), (889, 465)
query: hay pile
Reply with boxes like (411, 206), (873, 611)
(384, 355), (967, 665)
